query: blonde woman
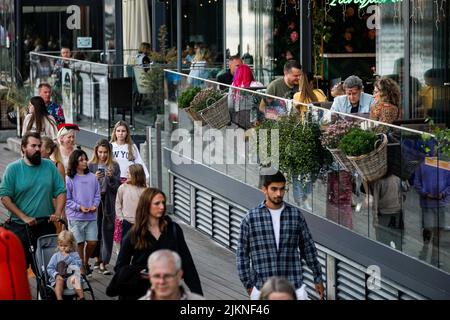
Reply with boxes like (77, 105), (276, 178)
(88, 139), (121, 275)
(57, 123), (80, 172)
(293, 72), (327, 117)
(110, 120), (149, 183)
(188, 47), (210, 86)
(259, 277), (297, 300)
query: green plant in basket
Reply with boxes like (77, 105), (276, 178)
(178, 87), (201, 109)
(339, 128), (378, 157)
(189, 88), (224, 113)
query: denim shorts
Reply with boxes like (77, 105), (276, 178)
(68, 219), (98, 243)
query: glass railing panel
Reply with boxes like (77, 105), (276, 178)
(163, 69), (450, 273)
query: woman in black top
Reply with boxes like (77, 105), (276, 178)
(113, 188), (202, 299)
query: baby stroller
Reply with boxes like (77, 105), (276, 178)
(26, 217), (95, 300)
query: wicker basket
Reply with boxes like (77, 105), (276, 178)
(347, 133), (388, 182)
(199, 94), (230, 129)
(327, 147), (357, 172)
(183, 106), (205, 125)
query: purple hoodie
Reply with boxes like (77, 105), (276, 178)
(414, 162), (450, 208)
(66, 173), (101, 221)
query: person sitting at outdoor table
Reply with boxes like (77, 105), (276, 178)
(330, 75), (375, 115)
(293, 71), (327, 118)
(135, 42), (152, 67)
(217, 54), (243, 86)
(229, 64), (264, 129)
(370, 77), (402, 126)
(259, 60), (302, 120)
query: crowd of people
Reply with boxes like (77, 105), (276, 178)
(1, 42), (447, 301)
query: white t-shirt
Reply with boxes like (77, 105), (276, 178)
(268, 204), (285, 250)
(112, 142), (149, 181)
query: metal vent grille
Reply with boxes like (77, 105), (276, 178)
(170, 173), (431, 300)
(195, 190), (213, 237)
(212, 198), (230, 247)
(302, 249), (327, 300)
(367, 279), (399, 300)
(173, 176), (191, 224)
(335, 260), (366, 300)
(230, 207), (247, 251)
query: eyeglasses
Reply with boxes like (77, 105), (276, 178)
(150, 272), (178, 281)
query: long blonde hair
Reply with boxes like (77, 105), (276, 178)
(110, 120), (134, 161)
(90, 139), (115, 169)
(297, 72), (318, 103)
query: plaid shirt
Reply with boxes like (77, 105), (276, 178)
(237, 201), (323, 290)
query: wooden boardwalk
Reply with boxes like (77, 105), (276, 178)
(0, 143), (248, 300)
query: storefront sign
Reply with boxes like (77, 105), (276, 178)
(330, 0), (403, 9)
(77, 37), (92, 49)
(425, 157), (450, 172)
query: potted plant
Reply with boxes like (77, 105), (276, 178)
(177, 86), (202, 122)
(0, 82), (31, 133)
(256, 112), (328, 207)
(418, 119), (450, 172)
(321, 119), (360, 172)
(339, 128), (388, 182)
(187, 88), (230, 129)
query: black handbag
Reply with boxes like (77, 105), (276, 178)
(106, 264), (149, 298)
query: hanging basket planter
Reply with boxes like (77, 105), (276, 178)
(183, 106), (206, 125)
(347, 133), (388, 183)
(199, 94), (230, 129)
(327, 147), (358, 173)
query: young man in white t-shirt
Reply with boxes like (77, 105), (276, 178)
(236, 170), (325, 300)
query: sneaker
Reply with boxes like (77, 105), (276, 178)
(93, 261), (101, 270)
(84, 264), (93, 278)
(99, 264), (112, 275)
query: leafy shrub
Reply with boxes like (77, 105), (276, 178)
(189, 88), (224, 112)
(256, 113), (327, 177)
(178, 87), (201, 109)
(339, 128), (378, 157)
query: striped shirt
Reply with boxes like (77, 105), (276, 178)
(237, 201), (323, 290)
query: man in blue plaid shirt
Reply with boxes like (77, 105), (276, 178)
(237, 170), (325, 300)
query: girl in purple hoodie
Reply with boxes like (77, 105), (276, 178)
(66, 149), (101, 277)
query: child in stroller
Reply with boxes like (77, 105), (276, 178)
(47, 230), (84, 300)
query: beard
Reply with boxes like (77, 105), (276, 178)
(26, 151), (42, 165)
(269, 195), (283, 205)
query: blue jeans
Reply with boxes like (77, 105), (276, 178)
(292, 174), (313, 204)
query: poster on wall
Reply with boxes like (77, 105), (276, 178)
(61, 68), (73, 123)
